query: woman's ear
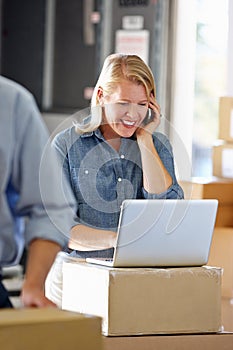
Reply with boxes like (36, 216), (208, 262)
(97, 87), (104, 104)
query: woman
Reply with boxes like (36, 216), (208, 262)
(52, 53), (184, 257)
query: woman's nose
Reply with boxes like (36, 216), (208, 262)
(127, 103), (137, 117)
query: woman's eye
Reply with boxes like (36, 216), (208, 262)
(117, 102), (129, 107)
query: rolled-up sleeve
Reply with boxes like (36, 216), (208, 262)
(142, 132), (184, 200)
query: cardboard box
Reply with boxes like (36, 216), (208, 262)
(62, 262), (222, 336)
(180, 177), (233, 227)
(222, 298), (233, 332)
(103, 332), (233, 350)
(180, 177), (233, 204)
(212, 144), (233, 179)
(219, 96), (233, 142)
(215, 205), (233, 227)
(0, 308), (102, 350)
(208, 227), (233, 298)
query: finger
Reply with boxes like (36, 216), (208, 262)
(149, 105), (161, 120)
(149, 99), (160, 113)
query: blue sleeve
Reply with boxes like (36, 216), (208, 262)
(142, 132), (184, 199)
(52, 129), (74, 193)
(52, 129), (80, 224)
(14, 95), (77, 248)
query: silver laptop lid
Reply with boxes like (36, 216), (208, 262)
(112, 199), (218, 267)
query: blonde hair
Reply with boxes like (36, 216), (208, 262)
(75, 53), (156, 134)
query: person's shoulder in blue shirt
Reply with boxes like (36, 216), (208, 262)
(0, 75), (76, 308)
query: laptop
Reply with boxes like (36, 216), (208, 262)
(86, 199), (218, 267)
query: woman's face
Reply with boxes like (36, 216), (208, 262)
(100, 80), (149, 139)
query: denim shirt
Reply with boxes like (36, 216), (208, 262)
(53, 126), (184, 234)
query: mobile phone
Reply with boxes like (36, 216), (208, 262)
(142, 108), (155, 125)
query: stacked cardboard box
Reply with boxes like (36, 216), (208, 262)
(212, 97), (233, 178)
(61, 261), (233, 348)
(0, 308), (102, 350)
(180, 177), (233, 300)
(180, 177), (233, 227)
(210, 99), (233, 329)
(208, 227), (233, 332)
(208, 227), (233, 298)
(62, 261), (222, 336)
(221, 297), (233, 332)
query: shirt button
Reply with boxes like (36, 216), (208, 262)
(84, 170), (89, 174)
(118, 177), (122, 182)
(120, 154), (125, 159)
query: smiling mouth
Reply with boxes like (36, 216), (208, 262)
(121, 119), (137, 127)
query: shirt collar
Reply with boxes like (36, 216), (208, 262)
(80, 128), (136, 143)
(80, 128), (105, 141)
